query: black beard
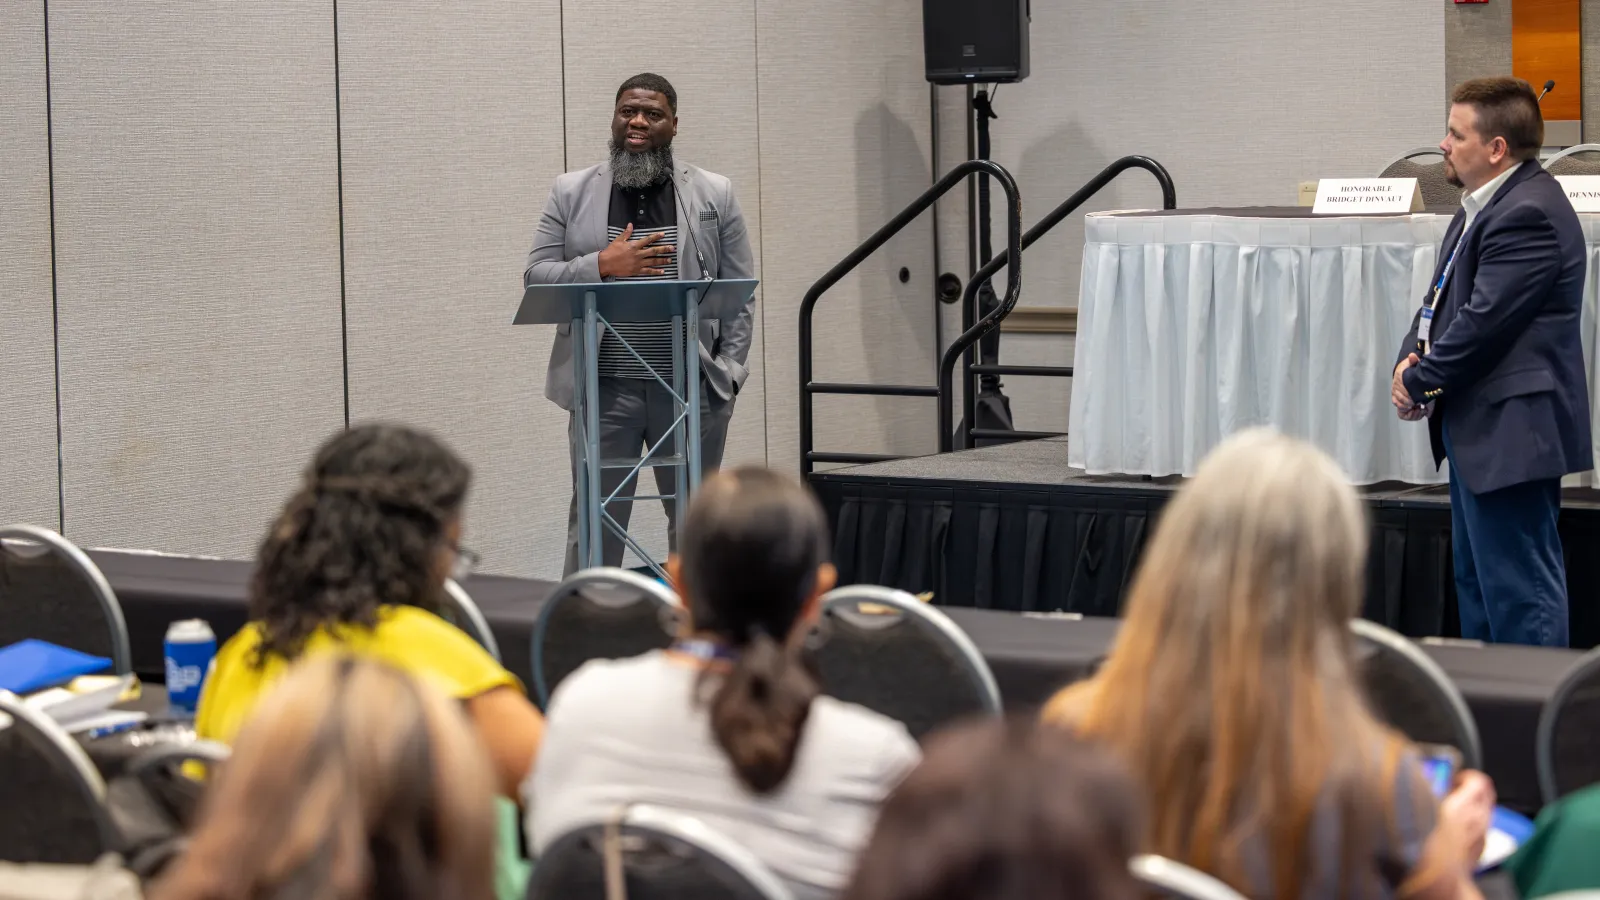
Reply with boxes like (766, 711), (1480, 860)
(609, 137), (675, 189)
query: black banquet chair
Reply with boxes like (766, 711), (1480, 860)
(528, 804), (794, 900)
(1350, 619), (1483, 769)
(0, 690), (119, 864)
(1544, 143), (1600, 176)
(1536, 644), (1600, 803)
(1377, 148), (1461, 209)
(531, 567), (681, 708)
(441, 578), (501, 661)
(0, 524), (131, 674)
(105, 740), (232, 875)
(808, 585), (1001, 740)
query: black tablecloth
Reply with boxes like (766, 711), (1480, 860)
(928, 610), (1578, 815)
(91, 550), (1583, 814)
(89, 550), (556, 694)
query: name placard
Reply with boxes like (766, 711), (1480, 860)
(1312, 178), (1424, 214)
(1556, 176), (1600, 213)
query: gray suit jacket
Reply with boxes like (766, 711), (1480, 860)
(524, 160), (756, 411)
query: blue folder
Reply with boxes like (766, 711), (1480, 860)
(0, 639), (112, 694)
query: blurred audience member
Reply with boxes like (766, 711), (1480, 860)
(1044, 429), (1494, 900)
(527, 467), (919, 900)
(194, 423), (541, 797)
(153, 657), (497, 900)
(841, 717), (1142, 900)
(1506, 781), (1600, 898)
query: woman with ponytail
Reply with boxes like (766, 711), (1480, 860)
(527, 467), (919, 900)
(194, 423), (544, 799)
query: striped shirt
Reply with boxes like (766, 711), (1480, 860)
(601, 178), (679, 379)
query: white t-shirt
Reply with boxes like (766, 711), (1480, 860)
(524, 650), (921, 900)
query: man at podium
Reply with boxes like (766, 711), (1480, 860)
(524, 73), (755, 575)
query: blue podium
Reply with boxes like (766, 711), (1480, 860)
(515, 279), (758, 575)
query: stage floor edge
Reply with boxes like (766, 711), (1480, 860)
(808, 437), (1600, 648)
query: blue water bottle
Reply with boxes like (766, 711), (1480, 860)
(164, 619), (217, 716)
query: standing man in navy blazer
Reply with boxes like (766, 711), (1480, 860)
(1393, 77), (1591, 646)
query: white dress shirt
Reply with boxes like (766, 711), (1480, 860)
(1462, 160), (1525, 231)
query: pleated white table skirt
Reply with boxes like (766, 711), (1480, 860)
(1067, 210), (1600, 485)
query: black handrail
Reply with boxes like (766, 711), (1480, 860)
(799, 159), (1022, 475)
(948, 155), (1177, 450)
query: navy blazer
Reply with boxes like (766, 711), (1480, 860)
(1397, 162), (1591, 494)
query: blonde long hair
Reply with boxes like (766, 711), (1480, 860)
(1044, 429), (1411, 899)
(152, 657), (497, 900)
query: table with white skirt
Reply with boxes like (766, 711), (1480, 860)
(1068, 207), (1600, 484)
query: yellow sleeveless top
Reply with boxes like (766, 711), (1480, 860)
(194, 604), (520, 744)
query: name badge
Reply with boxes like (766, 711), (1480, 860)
(1418, 306), (1435, 343)
(1312, 178), (1424, 215)
(1556, 175), (1600, 213)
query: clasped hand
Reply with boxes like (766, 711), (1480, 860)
(1392, 353), (1425, 421)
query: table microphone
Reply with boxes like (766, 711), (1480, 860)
(669, 180), (714, 282)
(1539, 80), (1556, 103)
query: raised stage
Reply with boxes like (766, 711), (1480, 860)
(809, 436), (1600, 649)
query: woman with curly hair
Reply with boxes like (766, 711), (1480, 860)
(194, 423), (543, 798)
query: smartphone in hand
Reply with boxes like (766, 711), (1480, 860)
(1417, 743), (1463, 797)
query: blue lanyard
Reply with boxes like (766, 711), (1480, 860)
(670, 638), (741, 664)
(1434, 220), (1473, 300)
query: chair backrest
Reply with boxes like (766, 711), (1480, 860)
(441, 579), (501, 661)
(527, 804), (795, 900)
(126, 739), (231, 776)
(1536, 645), (1600, 803)
(0, 692), (118, 864)
(1349, 619), (1483, 769)
(1378, 149), (1461, 209)
(809, 586), (1001, 740)
(1130, 855), (1248, 900)
(1545, 143), (1600, 176)
(0, 526), (131, 674)
(532, 568), (681, 708)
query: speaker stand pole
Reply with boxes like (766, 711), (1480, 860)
(972, 88), (1002, 391)
(930, 82), (944, 382)
(962, 86), (1015, 449)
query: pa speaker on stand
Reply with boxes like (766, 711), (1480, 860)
(924, 0), (1030, 447)
(922, 0), (1030, 85)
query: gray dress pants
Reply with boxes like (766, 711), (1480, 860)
(563, 376), (734, 575)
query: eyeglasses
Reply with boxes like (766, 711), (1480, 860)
(450, 543), (481, 583)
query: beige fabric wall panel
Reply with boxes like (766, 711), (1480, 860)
(934, 87), (972, 436)
(338, 0), (567, 578)
(945, 0), (1446, 342)
(49, 2), (344, 555)
(1446, 0), (1514, 96)
(758, 0), (938, 469)
(560, 0), (762, 565)
(1584, 0), (1600, 142)
(0, 0), (60, 530)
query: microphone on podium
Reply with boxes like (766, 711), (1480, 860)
(1538, 80), (1556, 103)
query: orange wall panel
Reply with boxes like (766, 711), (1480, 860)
(1512, 0), (1583, 123)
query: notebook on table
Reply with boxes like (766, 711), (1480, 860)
(0, 639), (112, 695)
